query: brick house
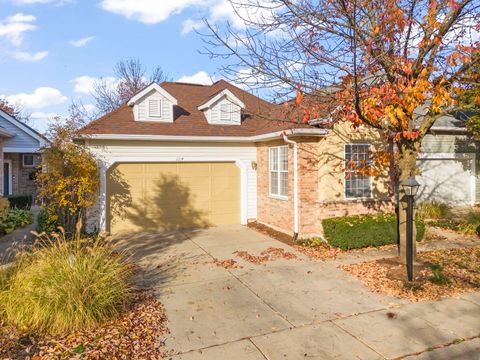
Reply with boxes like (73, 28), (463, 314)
(79, 80), (393, 237)
(0, 109), (46, 198)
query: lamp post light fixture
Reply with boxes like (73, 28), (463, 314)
(401, 176), (421, 282)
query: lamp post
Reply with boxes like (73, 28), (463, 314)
(401, 176), (420, 282)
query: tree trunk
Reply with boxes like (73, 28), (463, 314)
(397, 140), (421, 264)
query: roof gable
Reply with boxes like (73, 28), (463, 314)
(0, 109), (47, 152)
(128, 83), (178, 106)
(198, 89), (246, 111)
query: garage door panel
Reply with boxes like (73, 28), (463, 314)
(107, 162), (240, 234)
(417, 157), (472, 205)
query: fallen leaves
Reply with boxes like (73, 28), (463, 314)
(233, 247), (298, 264)
(294, 243), (342, 260)
(342, 247), (480, 302)
(211, 258), (243, 269)
(0, 289), (170, 359)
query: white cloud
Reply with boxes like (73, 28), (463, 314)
(100, 0), (205, 24)
(3, 87), (67, 109)
(181, 19), (204, 35)
(10, 50), (48, 62)
(69, 36), (95, 47)
(177, 71), (214, 85)
(83, 103), (96, 112)
(0, 13), (37, 46)
(70, 75), (116, 94)
(13, 0), (54, 3)
(30, 111), (59, 132)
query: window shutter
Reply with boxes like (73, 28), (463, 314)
(148, 99), (162, 117)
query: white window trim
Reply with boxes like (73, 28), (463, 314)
(22, 154), (35, 168)
(344, 143), (373, 200)
(269, 145), (289, 200)
(148, 98), (163, 119)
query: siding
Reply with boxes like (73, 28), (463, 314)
(134, 91), (173, 122)
(0, 114), (41, 150)
(86, 140), (257, 232)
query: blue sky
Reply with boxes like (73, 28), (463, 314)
(0, 0), (245, 132)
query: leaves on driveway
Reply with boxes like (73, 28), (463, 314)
(233, 247), (298, 264)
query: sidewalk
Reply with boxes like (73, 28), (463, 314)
(0, 206), (40, 263)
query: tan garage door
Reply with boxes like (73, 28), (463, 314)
(107, 162), (240, 234)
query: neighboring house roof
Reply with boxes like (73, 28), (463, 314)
(79, 80), (315, 138)
(0, 109), (48, 152)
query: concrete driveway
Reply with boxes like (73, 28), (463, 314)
(113, 225), (480, 360)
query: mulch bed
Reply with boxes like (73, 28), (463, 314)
(343, 247), (480, 302)
(0, 289), (170, 359)
(247, 221), (295, 245)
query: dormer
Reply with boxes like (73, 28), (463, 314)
(128, 83), (178, 122)
(198, 89), (245, 125)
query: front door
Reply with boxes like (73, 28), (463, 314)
(3, 162), (10, 195)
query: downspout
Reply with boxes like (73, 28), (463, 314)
(282, 131), (299, 241)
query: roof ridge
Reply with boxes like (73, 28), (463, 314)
(162, 81), (213, 87)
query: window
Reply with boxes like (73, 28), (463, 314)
(345, 144), (371, 198)
(269, 146), (288, 198)
(220, 102), (231, 121)
(148, 99), (162, 118)
(23, 154), (34, 168)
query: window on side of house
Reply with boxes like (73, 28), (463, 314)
(148, 98), (162, 118)
(269, 145), (288, 198)
(220, 102), (232, 121)
(345, 144), (372, 198)
(22, 154), (34, 168)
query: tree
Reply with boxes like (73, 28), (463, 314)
(35, 115), (99, 235)
(204, 0), (479, 262)
(92, 59), (169, 115)
(0, 98), (30, 123)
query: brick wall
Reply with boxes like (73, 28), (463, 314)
(3, 153), (41, 196)
(256, 136), (394, 238)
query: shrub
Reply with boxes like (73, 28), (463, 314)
(36, 208), (57, 234)
(429, 211), (480, 235)
(0, 197), (9, 223)
(0, 209), (32, 235)
(416, 201), (450, 220)
(322, 214), (425, 250)
(6, 194), (32, 210)
(0, 231), (133, 334)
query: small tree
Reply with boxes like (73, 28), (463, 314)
(0, 98), (30, 123)
(204, 0), (479, 262)
(36, 116), (99, 235)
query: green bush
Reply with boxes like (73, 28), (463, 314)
(0, 209), (32, 235)
(6, 194), (32, 210)
(322, 214), (425, 250)
(429, 211), (480, 235)
(0, 197), (9, 223)
(36, 208), (57, 234)
(0, 232), (133, 334)
(416, 201), (450, 220)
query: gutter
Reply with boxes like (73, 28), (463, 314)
(76, 128), (328, 143)
(282, 130), (299, 241)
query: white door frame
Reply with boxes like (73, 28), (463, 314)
(98, 157), (249, 232)
(3, 159), (13, 195)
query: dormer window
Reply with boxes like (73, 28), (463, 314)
(128, 83), (178, 123)
(198, 89), (245, 125)
(220, 103), (232, 121)
(148, 99), (162, 118)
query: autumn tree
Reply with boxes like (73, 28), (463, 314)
(0, 98), (30, 123)
(204, 0), (479, 262)
(36, 115), (99, 235)
(92, 59), (169, 115)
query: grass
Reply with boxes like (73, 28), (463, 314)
(416, 201), (450, 220)
(322, 213), (425, 250)
(428, 209), (480, 235)
(0, 230), (133, 334)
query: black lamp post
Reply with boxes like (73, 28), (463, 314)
(401, 176), (420, 282)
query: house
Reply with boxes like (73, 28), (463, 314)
(79, 80), (393, 238)
(0, 109), (46, 198)
(417, 112), (479, 206)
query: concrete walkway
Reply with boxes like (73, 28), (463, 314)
(113, 225), (480, 360)
(0, 206), (39, 263)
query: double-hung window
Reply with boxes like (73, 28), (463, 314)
(345, 144), (371, 198)
(269, 146), (288, 198)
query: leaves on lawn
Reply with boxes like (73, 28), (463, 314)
(342, 247), (480, 302)
(0, 289), (170, 359)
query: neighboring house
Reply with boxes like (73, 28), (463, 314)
(0, 109), (46, 197)
(79, 80), (392, 238)
(418, 113), (479, 206)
